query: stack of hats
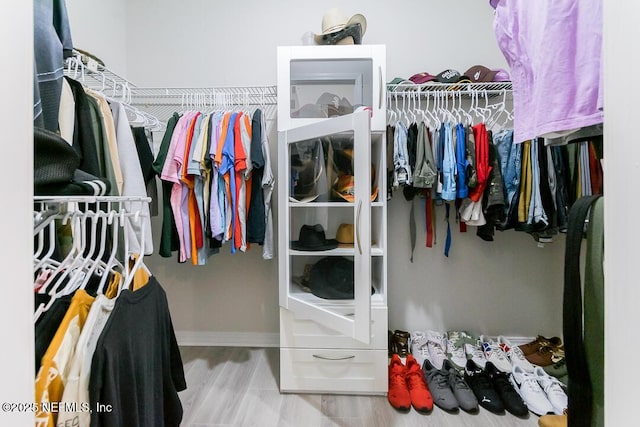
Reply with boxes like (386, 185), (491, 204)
(313, 8), (367, 45)
(388, 65), (510, 90)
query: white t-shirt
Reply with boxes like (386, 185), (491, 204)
(57, 295), (115, 427)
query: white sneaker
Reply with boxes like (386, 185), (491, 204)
(445, 331), (470, 371)
(497, 336), (535, 373)
(533, 366), (568, 415)
(509, 365), (554, 416)
(464, 339), (487, 368)
(479, 335), (512, 373)
(411, 331), (430, 366)
(426, 330), (447, 370)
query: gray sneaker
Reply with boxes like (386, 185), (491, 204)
(444, 360), (479, 413)
(422, 358), (459, 412)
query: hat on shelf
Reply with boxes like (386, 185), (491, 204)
(409, 72), (438, 84)
(336, 223), (355, 247)
(330, 148), (378, 203)
(314, 8), (367, 45)
(34, 127), (110, 196)
(291, 224), (338, 251)
(435, 69), (472, 84)
(464, 65), (511, 83)
(309, 257), (355, 299)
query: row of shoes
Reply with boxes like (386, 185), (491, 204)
(387, 330), (568, 416)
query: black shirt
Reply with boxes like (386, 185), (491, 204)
(89, 276), (186, 427)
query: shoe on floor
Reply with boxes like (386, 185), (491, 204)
(538, 412), (567, 427)
(525, 344), (565, 367)
(464, 359), (504, 414)
(446, 331), (471, 371)
(509, 365), (554, 416)
(426, 330), (447, 370)
(405, 354), (433, 413)
(422, 358), (459, 412)
(443, 360), (478, 412)
(393, 330), (411, 357)
(533, 367), (568, 415)
(485, 361), (528, 417)
(518, 335), (563, 356)
(464, 338), (487, 369)
(411, 331), (429, 367)
(497, 335), (535, 373)
(388, 354), (411, 411)
(479, 335), (512, 373)
(542, 358), (567, 379)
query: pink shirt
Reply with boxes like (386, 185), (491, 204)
(161, 112), (195, 262)
(493, 0), (603, 142)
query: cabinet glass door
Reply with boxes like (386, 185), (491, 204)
(278, 111), (374, 343)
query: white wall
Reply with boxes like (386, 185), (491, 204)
(603, 2), (640, 425)
(1, 2), (35, 426)
(66, 0), (128, 75)
(67, 0), (562, 342)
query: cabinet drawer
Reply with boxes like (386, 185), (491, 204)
(280, 348), (387, 394)
(280, 306), (387, 350)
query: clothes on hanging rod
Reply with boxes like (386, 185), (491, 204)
(155, 108), (274, 264)
(387, 114), (603, 254)
(32, 196), (186, 427)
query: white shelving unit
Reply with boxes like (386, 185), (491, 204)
(277, 45), (388, 395)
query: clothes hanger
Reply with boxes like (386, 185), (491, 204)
(97, 208), (124, 294)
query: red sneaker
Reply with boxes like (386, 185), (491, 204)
(388, 354), (411, 411)
(405, 354), (434, 413)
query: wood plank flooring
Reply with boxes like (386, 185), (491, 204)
(179, 346), (541, 427)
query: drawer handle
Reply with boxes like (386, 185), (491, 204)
(312, 354), (356, 361)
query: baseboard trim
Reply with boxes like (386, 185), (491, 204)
(176, 331), (280, 347)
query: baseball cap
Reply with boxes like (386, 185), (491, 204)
(408, 72), (437, 84)
(435, 69), (472, 84)
(464, 65), (511, 83)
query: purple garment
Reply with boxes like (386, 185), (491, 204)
(493, 0), (603, 143)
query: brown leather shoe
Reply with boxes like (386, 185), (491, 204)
(519, 335), (563, 355)
(526, 344), (565, 367)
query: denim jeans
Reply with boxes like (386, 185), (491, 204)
(493, 129), (521, 222)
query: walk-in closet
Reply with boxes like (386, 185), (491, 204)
(3, 1), (639, 426)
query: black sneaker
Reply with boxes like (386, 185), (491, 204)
(464, 360), (504, 414)
(485, 362), (529, 417)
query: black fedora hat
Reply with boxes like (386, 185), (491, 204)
(291, 224), (338, 251)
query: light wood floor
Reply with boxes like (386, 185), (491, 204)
(179, 346), (541, 427)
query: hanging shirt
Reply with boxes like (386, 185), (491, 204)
(35, 290), (95, 427)
(110, 100), (154, 255)
(89, 277), (186, 427)
(234, 113), (252, 252)
(247, 109), (267, 244)
(468, 123), (492, 202)
(412, 122), (437, 189)
(259, 114), (275, 260)
(493, 0), (603, 142)
(162, 112), (195, 262)
(209, 112), (225, 241)
(57, 294), (115, 427)
(188, 113), (210, 265)
(455, 124), (469, 199)
(220, 113), (239, 249)
(441, 122), (457, 201)
(181, 113), (203, 265)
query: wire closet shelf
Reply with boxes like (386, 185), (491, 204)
(387, 81), (512, 96)
(63, 50), (278, 128)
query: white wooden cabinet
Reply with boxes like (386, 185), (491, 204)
(277, 45), (387, 394)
